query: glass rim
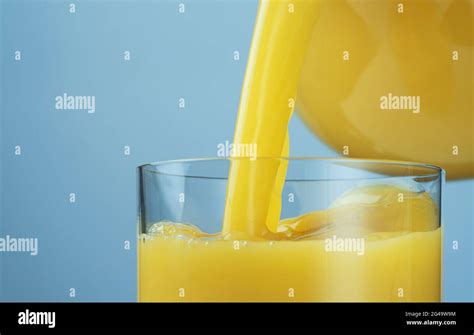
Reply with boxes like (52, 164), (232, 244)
(138, 157), (444, 181)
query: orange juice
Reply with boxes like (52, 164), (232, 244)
(139, 224), (440, 302)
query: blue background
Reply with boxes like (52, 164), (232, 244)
(0, 0), (472, 301)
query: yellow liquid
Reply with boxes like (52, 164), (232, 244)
(138, 0), (442, 302)
(139, 226), (440, 302)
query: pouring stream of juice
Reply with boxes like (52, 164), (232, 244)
(222, 0), (321, 238)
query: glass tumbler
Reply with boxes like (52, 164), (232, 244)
(138, 157), (443, 302)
